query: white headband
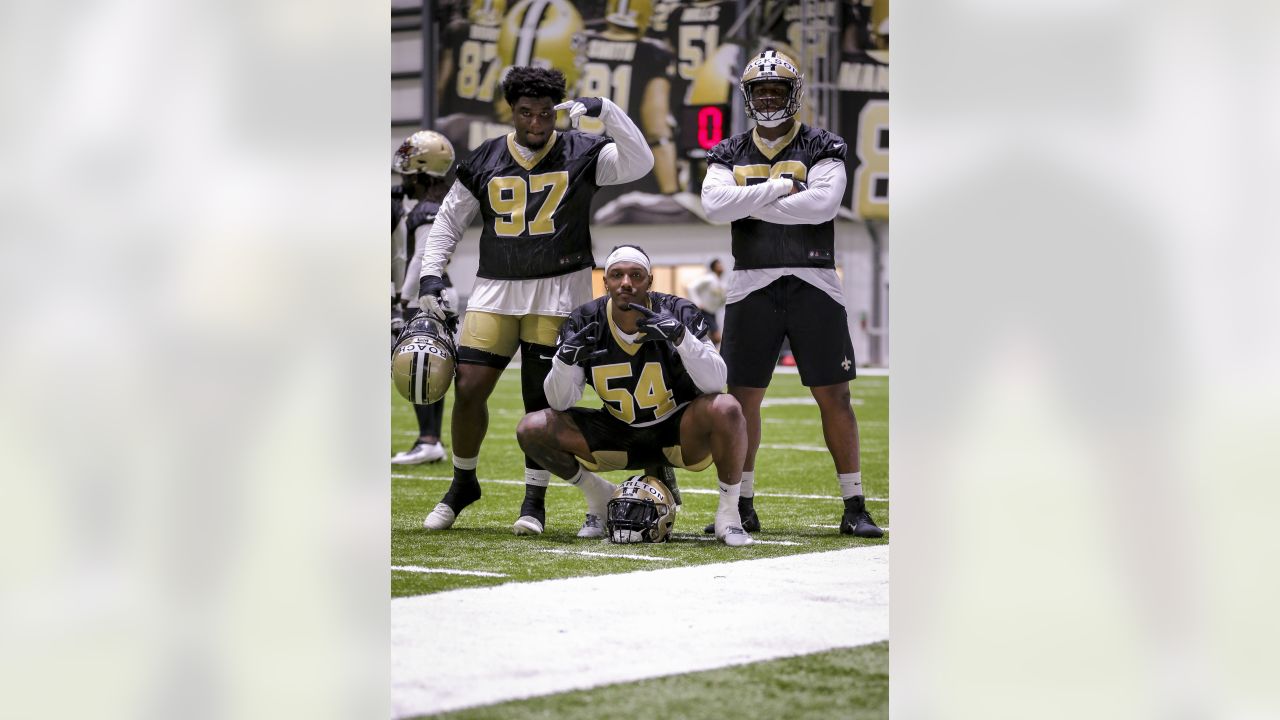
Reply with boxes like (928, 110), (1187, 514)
(604, 246), (651, 273)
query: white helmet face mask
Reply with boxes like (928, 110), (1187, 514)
(740, 49), (804, 126)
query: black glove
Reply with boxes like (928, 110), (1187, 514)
(633, 304), (687, 346)
(555, 322), (608, 366)
(417, 275), (456, 332)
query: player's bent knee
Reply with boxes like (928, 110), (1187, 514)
(515, 409), (554, 447)
(709, 393), (745, 428)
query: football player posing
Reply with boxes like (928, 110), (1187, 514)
(700, 49), (884, 538)
(515, 245), (754, 547)
(418, 66), (654, 536)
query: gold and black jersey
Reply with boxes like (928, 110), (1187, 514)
(705, 123), (848, 270)
(559, 292), (710, 427)
(456, 130), (611, 280)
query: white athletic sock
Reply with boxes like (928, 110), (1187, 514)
(453, 455), (478, 471)
(564, 468), (614, 514)
(524, 468), (551, 488)
(838, 471), (863, 500)
(716, 480), (743, 527)
(740, 471), (755, 498)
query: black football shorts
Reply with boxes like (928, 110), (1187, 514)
(722, 275), (857, 388)
(566, 404), (695, 471)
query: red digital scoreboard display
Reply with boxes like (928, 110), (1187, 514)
(679, 104), (729, 155)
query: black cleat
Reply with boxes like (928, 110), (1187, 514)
(512, 485), (548, 536)
(703, 498), (760, 534)
(840, 495), (884, 538)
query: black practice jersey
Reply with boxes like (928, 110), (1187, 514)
(558, 292), (710, 427)
(456, 131), (611, 280)
(706, 123), (848, 270)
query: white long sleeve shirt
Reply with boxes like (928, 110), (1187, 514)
(419, 98), (653, 316)
(700, 156), (849, 305)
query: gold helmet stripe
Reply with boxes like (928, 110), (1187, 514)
(515, 0), (552, 67)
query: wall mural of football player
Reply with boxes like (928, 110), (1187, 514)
(572, 0), (678, 195)
(493, 0), (585, 126)
(700, 49), (885, 538)
(417, 66), (655, 537)
(838, 0), (889, 219)
(435, 0), (509, 153)
(516, 245), (755, 547)
(656, 0), (742, 200)
(575, 0), (712, 223)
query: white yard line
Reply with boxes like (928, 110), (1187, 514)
(669, 534), (805, 546)
(759, 442), (830, 452)
(391, 545), (889, 718)
(390, 474), (886, 503)
(806, 524), (892, 532)
(391, 565), (509, 578)
(535, 548), (673, 562)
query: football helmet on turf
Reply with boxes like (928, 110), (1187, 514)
(606, 475), (677, 543)
(739, 49), (804, 124)
(392, 130), (456, 177)
(391, 313), (457, 405)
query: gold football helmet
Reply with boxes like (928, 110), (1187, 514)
(739, 48), (804, 123)
(391, 130), (456, 177)
(606, 475), (678, 544)
(605, 0), (653, 34)
(496, 0), (584, 92)
(468, 0), (507, 26)
(391, 313), (457, 405)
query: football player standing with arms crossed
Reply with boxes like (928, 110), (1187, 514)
(417, 66), (654, 536)
(700, 49), (884, 538)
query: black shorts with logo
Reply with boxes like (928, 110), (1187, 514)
(566, 404), (694, 471)
(722, 275), (857, 388)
